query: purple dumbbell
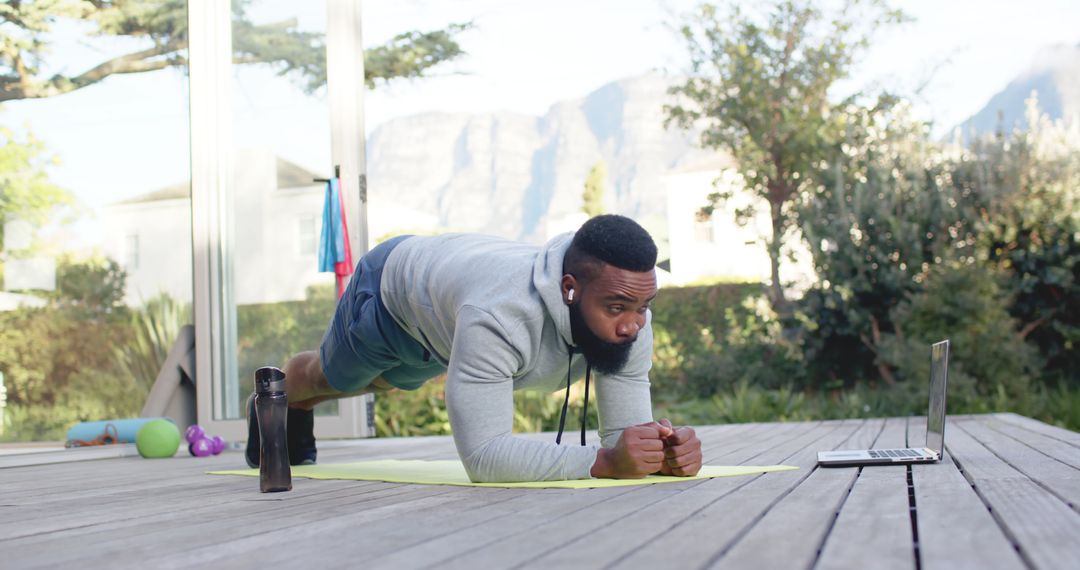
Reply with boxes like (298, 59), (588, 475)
(184, 424), (205, 444)
(184, 424), (225, 457)
(189, 437), (214, 457)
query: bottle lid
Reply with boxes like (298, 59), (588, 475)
(254, 366), (287, 393)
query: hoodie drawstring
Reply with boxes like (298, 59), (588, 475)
(580, 362), (591, 446)
(556, 346), (591, 446)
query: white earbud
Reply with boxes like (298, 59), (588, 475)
(567, 289), (575, 303)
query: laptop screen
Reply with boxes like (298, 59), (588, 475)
(925, 340), (950, 455)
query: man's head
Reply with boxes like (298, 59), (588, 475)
(561, 215), (658, 374)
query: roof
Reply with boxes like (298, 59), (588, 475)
(116, 158), (323, 205)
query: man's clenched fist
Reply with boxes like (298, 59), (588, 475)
(591, 420), (701, 479)
(656, 418), (702, 477)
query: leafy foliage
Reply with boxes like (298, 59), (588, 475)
(0, 256), (132, 407)
(956, 98), (1080, 386)
(233, 284), (336, 410)
(796, 101), (976, 384)
(114, 293), (191, 395)
(363, 23), (472, 89)
(0, 124), (71, 249)
(649, 282), (794, 397)
(665, 0), (906, 316)
(0, 0), (471, 101)
(49, 254), (128, 318)
(373, 376), (600, 438)
(878, 263), (1038, 401)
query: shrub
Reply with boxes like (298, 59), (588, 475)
(649, 282), (765, 397)
(372, 376), (600, 437)
(878, 263), (1038, 402)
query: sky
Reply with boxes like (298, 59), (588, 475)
(362, 0), (1080, 136)
(2, 0), (1079, 218)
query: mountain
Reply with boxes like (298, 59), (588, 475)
(366, 74), (714, 243)
(954, 43), (1080, 138)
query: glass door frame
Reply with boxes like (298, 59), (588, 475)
(188, 0), (373, 441)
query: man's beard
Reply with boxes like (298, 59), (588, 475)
(568, 302), (636, 375)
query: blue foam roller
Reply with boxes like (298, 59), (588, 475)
(66, 418), (174, 444)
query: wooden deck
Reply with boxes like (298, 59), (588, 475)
(2, 413), (1078, 569)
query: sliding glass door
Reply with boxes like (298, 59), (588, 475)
(189, 0), (371, 441)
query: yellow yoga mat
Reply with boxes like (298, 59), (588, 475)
(210, 459), (798, 489)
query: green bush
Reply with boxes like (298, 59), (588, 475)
(234, 284), (337, 412)
(372, 376), (599, 437)
(955, 105), (1080, 388)
(374, 379), (451, 437)
(649, 282), (767, 397)
(879, 263), (1038, 401)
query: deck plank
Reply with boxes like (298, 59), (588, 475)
(993, 413), (1080, 449)
(13, 425), (754, 568)
(427, 421), (812, 570)
(908, 418), (1027, 570)
(980, 416), (1080, 472)
(989, 416), (1080, 470)
(602, 419), (873, 570)
(815, 417), (915, 570)
(151, 486), (532, 569)
(3, 416), (1078, 569)
(12, 479), (518, 568)
(957, 416), (1080, 511)
(0, 438), (464, 538)
(946, 418), (1080, 570)
(707, 419), (887, 570)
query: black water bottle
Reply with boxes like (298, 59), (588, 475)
(254, 366), (292, 492)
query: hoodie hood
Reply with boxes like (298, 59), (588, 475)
(532, 232), (576, 349)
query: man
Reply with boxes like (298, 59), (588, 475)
(246, 214), (702, 482)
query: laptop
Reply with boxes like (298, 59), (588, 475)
(817, 339), (950, 467)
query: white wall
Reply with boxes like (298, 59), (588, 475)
(102, 198), (194, 306)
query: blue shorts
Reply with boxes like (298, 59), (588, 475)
(319, 235), (447, 392)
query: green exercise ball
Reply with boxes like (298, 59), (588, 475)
(136, 419), (181, 458)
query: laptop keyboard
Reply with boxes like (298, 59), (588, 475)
(867, 449), (924, 459)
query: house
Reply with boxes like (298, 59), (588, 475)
(659, 155), (816, 290)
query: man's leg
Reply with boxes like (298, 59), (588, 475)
(283, 350), (395, 409)
(245, 350), (395, 467)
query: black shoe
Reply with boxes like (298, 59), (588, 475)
(244, 393), (259, 468)
(287, 407), (317, 466)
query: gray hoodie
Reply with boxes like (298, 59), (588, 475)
(379, 232), (655, 482)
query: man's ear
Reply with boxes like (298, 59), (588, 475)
(561, 274), (578, 305)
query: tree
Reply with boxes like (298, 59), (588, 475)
(582, 161), (606, 217)
(665, 0), (905, 318)
(0, 124), (71, 251)
(0, 0), (471, 102)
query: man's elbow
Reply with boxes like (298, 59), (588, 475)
(460, 448), (511, 483)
